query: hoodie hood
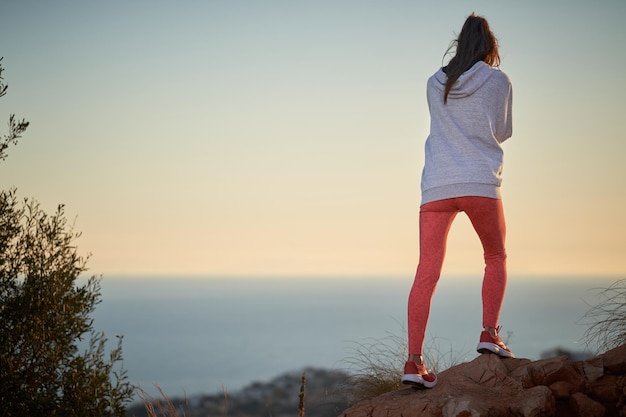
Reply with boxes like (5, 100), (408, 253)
(431, 61), (496, 99)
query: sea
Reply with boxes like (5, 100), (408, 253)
(87, 275), (619, 400)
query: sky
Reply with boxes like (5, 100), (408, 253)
(0, 1), (625, 279)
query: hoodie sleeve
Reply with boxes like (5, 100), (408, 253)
(493, 73), (513, 143)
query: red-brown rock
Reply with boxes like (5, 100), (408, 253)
(549, 380), (577, 399)
(588, 374), (621, 403)
(338, 344), (626, 417)
(601, 344), (626, 374)
(569, 392), (606, 417)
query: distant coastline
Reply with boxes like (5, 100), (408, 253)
(90, 275), (619, 399)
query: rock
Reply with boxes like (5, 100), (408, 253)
(509, 385), (555, 417)
(548, 380), (576, 399)
(588, 374), (621, 403)
(601, 344), (626, 374)
(583, 356), (605, 383)
(338, 343), (626, 417)
(569, 392), (606, 417)
(514, 356), (586, 390)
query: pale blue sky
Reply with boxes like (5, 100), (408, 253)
(1, 1), (625, 277)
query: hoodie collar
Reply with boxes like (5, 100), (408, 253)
(432, 61), (495, 99)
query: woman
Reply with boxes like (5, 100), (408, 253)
(402, 13), (515, 388)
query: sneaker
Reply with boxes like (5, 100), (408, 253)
(401, 361), (437, 388)
(476, 326), (515, 358)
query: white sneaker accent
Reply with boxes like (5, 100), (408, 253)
(401, 372), (438, 388)
(477, 341), (516, 358)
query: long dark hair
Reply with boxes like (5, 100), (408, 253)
(443, 13), (500, 103)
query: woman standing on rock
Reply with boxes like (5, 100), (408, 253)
(403, 13), (515, 388)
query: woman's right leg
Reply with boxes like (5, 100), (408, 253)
(408, 200), (458, 355)
(460, 196), (515, 358)
(461, 197), (507, 332)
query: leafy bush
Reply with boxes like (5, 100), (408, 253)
(0, 57), (133, 416)
(0, 191), (134, 416)
(0, 57), (28, 162)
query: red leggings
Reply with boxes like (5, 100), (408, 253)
(408, 196), (507, 355)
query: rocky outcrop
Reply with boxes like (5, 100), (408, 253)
(338, 344), (626, 417)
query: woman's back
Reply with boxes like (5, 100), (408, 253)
(421, 61), (512, 205)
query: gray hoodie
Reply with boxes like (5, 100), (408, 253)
(421, 61), (513, 205)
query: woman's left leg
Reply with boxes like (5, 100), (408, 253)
(408, 200), (458, 355)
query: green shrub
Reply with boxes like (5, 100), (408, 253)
(0, 191), (134, 416)
(0, 57), (133, 416)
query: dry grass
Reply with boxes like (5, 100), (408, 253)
(298, 371), (306, 417)
(582, 278), (626, 354)
(340, 333), (405, 403)
(339, 328), (467, 404)
(135, 385), (189, 417)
